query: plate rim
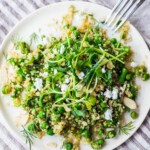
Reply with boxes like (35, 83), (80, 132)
(0, 1), (150, 150)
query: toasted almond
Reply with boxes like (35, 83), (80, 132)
(46, 142), (57, 148)
(107, 61), (114, 69)
(123, 97), (137, 109)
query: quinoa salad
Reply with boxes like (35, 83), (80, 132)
(1, 6), (150, 150)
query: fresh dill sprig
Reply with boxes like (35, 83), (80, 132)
(21, 126), (36, 150)
(11, 35), (22, 47)
(30, 32), (39, 45)
(119, 121), (134, 135)
(2, 51), (7, 60)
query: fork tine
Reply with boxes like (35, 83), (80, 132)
(113, 0), (143, 32)
(105, 0), (124, 23)
(111, 0), (134, 30)
(107, 0), (129, 27)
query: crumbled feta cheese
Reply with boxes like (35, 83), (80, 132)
(76, 84), (83, 90)
(104, 109), (113, 120)
(59, 45), (65, 54)
(61, 84), (68, 92)
(44, 64), (48, 69)
(41, 72), (48, 78)
(112, 87), (118, 100)
(101, 67), (106, 73)
(34, 78), (43, 91)
(130, 62), (137, 68)
(53, 48), (58, 54)
(50, 53), (55, 58)
(64, 78), (70, 84)
(54, 69), (58, 75)
(77, 72), (85, 79)
(104, 89), (112, 98)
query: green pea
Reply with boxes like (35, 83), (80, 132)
(88, 96), (96, 106)
(98, 95), (105, 100)
(58, 107), (65, 114)
(46, 77), (52, 82)
(41, 122), (48, 129)
(47, 128), (54, 135)
(8, 58), (16, 65)
(97, 138), (105, 145)
(70, 26), (76, 31)
(56, 54), (61, 60)
(111, 38), (117, 44)
(37, 44), (45, 50)
(61, 77), (65, 82)
(98, 129), (104, 135)
(17, 41), (30, 54)
(106, 130), (116, 139)
(55, 115), (61, 122)
(100, 102), (107, 108)
(82, 129), (91, 139)
(2, 85), (11, 94)
(74, 103), (81, 110)
(124, 46), (130, 53)
(119, 68), (127, 83)
(126, 74), (132, 80)
(142, 73), (150, 81)
(103, 120), (113, 128)
(17, 76), (23, 82)
(73, 31), (80, 38)
(91, 141), (100, 149)
(38, 111), (45, 119)
(130, 111), (138, 119)
(55, 93), (62, 100)
(27, 124), (34, 132)
(91, 139), (105, 149)
(63, 141), (73, 150)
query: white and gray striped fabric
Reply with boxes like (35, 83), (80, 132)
(0, 0), (150, 150)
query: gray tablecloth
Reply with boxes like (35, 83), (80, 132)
(0, 0), (150, 150)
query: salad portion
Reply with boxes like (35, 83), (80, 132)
(1, 6), (150, 150)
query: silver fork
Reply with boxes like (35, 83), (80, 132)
(105, 0), (145, 32)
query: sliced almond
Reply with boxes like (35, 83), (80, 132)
(123, 97), (137, 109)
(107, 61), (114, 69)
(46, 142), (57, 148)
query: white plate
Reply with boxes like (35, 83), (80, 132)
(0, 1), (150, 150)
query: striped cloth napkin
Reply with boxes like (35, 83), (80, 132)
(0, 0), (150, 150)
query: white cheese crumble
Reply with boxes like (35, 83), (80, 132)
(64, 78), (70, 84)
(41, 72), (48, 78)
(104, 89), (112, 98)
(34, 78), (43, 91)
(61, 84), (68, 92)
(130, 62), (137, 68)
(59, 45), (65, 54)
(44, 64), (48, 69)
(112, 87), (118, 100)
(76, 84), (83, 90)
(54, 69), (58, 75)
(77, 72), (85, 79)
(101, 67), (106, 73)
(53, 48), (58, 54)
(50, 53), (55, 59)
(104, 109), (113, 120)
